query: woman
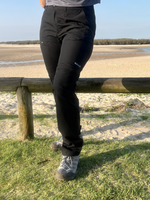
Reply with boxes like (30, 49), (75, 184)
(39, 0), (100, 181)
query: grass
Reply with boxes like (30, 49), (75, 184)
(0, 138), (150, 199)
(1, 92), (150, 198)
(117, 93), (150, 97)
(0, 115), (18, 120)
(0, 91), (16, 95)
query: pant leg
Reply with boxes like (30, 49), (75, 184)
(53, 37), (94, 156)
(52, 6), (96, 156)
(40, 5), (96, 156)
(40, 38), (61, 83)
(40, 6), (62, 83)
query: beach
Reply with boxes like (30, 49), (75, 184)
(0, 44), (150, 78)
(0, 44), (150, 142)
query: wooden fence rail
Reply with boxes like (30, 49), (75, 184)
(0, 77), (150, 140)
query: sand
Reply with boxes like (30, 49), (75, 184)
(0, 44), (150, 78)
(0, 44), (150, 142)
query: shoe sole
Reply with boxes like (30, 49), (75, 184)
(56, 172), (77, 181)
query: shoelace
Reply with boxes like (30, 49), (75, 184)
(60, 156), (73, 169)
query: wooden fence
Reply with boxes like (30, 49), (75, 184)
(0, 77), (150, 141)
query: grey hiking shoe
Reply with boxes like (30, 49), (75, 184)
(56, 155), (79, 181)
(50, 134), (83, 151)
(50, 137), (63, 151)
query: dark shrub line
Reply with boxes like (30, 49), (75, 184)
(1, 38), (150, 45)
(94, 38), (150, 45)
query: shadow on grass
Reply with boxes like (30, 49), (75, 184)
(0, 112), (140, 120)
(0, 114), (18, 120)
(0, 114), (56, 120)
(34, 114), (56, 119)
(80, 113), (130, 119)
(77, 141), (150, 180)
(1, 112), (148, 121)
(34, 114), (56, 118)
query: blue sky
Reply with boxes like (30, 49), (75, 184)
(0, 0), (150, 42)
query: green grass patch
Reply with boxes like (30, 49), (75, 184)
(0, 138), (150, 199)
(0, 115), (18, 120)
(0, 91), (16, 95)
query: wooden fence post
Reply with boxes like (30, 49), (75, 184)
(17, 86), (34, 140)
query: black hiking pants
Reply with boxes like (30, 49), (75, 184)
(40, 5), (96, 156)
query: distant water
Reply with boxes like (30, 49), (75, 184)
(142, 48), (150, 53)
(0, 48), (150, 67)
(0, 59), (43, 66)
(93, 47), (150, 55)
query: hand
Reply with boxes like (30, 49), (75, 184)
(39, 0), (46, 8)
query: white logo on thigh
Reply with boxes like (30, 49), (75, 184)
(74, 62), (81, 68)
